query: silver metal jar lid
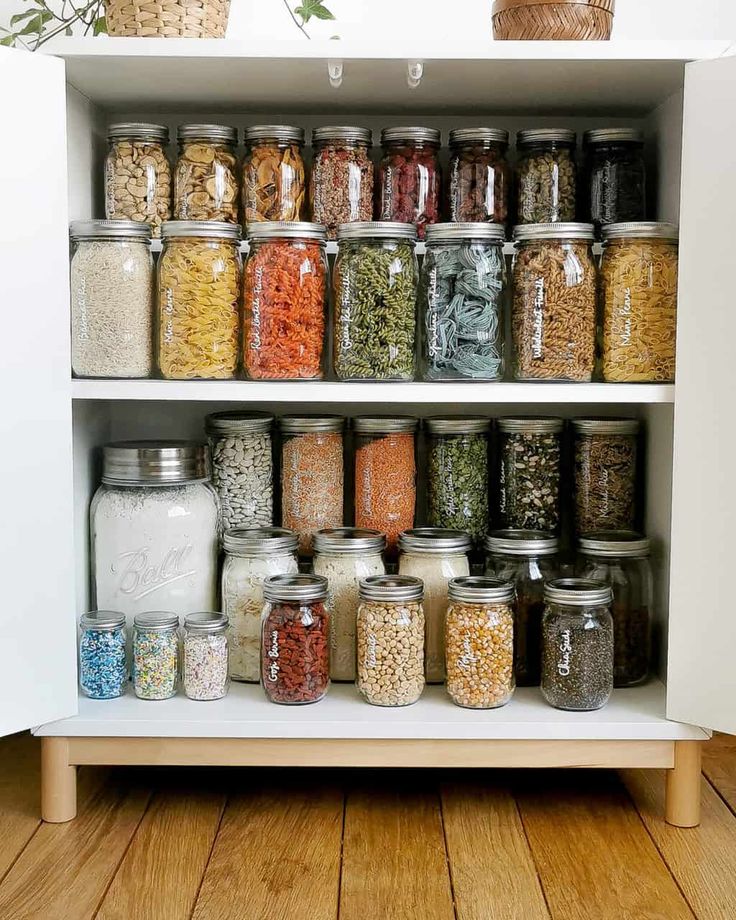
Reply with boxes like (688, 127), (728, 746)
(161, 220), (241, 241)
(70, 219), (152, 242)
(425, 223), (506, 243)
(108, 122), (169, 143)
(205, 411), (273, 435)
(578, 531), (651, 558)
(583, 128), (644, 145)
(381, 126), (441, 145)
(246, 221), (327, 242)
(184, 611), (228, 633)
(602, 221), (679, 241)
(280, 415), (344, 434)
(312, 126), (372, 145)
(572, 417), (640, 436)
(486, 530), (559, 556)
(448, 576), (515, 604)
(102, 441), (209, 485)
(498, 416), (564, 434)
(222, 527), (298, 557)
(513, 223), (595, 242)
(80, 610), (126, 631)
(177, 124), (238, 144)
(337, 221), (417, 242)
(517, 128), (576, 147)
(449, 127), (509, 146)
(245, 125), (304, 144)
(399, 528), (472, 555)
(134, 611), (180, 630)
(359, 575), (423, 602)
(353, 415), (417, 435)
(263, 574), (328, 603)
(425, 416), (491, 435)
(313, 528), (386, 555)
(544, 578), (613, 607)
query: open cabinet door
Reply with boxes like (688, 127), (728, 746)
(667, 53), (736, 734)
(0, 48), (77, 735)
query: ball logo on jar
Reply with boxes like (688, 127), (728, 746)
(112, 544), (195, 600)
(557, 628), (573, 677)
(266, 628), (280, 682)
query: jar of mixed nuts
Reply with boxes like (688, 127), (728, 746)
(105, 123), (172, 236)
(496, 417), (563, 533)
(242, 125), (306, 223)
(516, 129), (577, 224)
(174, 124), (239, 223)
(447, 128), (510, 226)
(183, 612), (229, 701)
(378, 127), (441, 239)
(357, 575), (425, 707)
(79, 610), (127, 700)
(132, 611), (180, 701)
(310, 126), (374, 240)
(583, 128), (646, 233)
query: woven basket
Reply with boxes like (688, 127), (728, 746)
(492, 0), (615, 40)
(106, 0), (231, 37)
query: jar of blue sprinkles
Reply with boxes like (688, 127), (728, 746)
(79, 610), (127, 700)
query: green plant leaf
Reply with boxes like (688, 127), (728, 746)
(18, 11), (52, 34)
(93, 14), (106, 34)
(294, 0), (335, 23)
(10, 10), (37, 26)
(0, 33), (16, 44)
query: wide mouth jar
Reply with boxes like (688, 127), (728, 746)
(184, 611), (228, 634)
(517, 128), (576, 150)
(222, 527), (298, 557)
(108, 122), (169, 144)
(584, 128), (644, 149)
(161, 220), (241, 242)
(245, 125), (305, 146)
(337, 221), (417, 242)
(263, 574), (328, 603)
(486, 530), (559, 556)
(280, 415), (344, 435)
(352, 416), (418, 435)
(497, 416), (564, 435)
(399, 528), (472, 555)
(449, 127), (509, 149)
(359, 575), (424, 602)
(425, 416), (491, 435)
(133, 611), (180, 631)
(177, 124), (237, 146)
(578, 531), (651, 558)
(513, 222), (594, 243)
(101, 441), (209, 485)
(70, 220), (152, 243)
(246, 221), (327, 244)
(313, 527), (386, 555)
(80, 610), (126, 631)
(425, 222), (506, 244)
(544, 578), (613, 607)
(205, 411), (274, 436)
(381, 126), (441, 149)
(313, 126), (372, 148)
(448, 575), (515, 604)
(601, 221), (678, 243)
(572, 417), (640, 436)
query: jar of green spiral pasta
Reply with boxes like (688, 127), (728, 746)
(419, 223), (507, 381)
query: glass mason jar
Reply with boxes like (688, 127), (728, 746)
(485, 529), (559, 687)
(242, 125), (306, 223)
(353, 416), (417, 559)
(244, 222), (328, 380)
(221, 527), (299, 682)
(91, 442), (219, 632)
(445, 576), (516, 709)
(541, 578), (614, 712)
(206, 411), (274, 531)
(496, 417), (563, 533)
(183, 611), (230, 701)
(310, 126), (374, 240)
(378, 126), (441, 239)
(515, 129), (577, 225)
(600, 222), (679, 383)
(577, 532), (653, 688)
(280, 415), (344, 557)
(261, 574), (330, 704)
(425, 417), (490, 544)
(357, 575), (425, 706)
(313, 528), (387, 681)
(132, 611), (180, 701)
(447, 127), (510, 226)
(572, 418), (640, 533)
(583, 128), (647, 233)
(70, 220), (154, 379)
(79, 610), (127, 700)
(398, 528), (472, 684)
(105, 122), (172, 236)
(512, 223), (597, 382)
(333, 222), (419, 381)
(174, 124), (239, 223)
(158, 221), (242, 379)
(420, 223), (507, 381)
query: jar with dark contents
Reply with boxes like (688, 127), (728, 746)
(573, 418), (640, 533)
(541, 578), (614, 711)
(378, 127), (441, 239)
(497, 417), (563, 533)
(583, 128), (646, 233)
(310, 126), (374, 240)
(516, 129), (577, 224)
(261, 574), (329, 704)
(447, 128), (510, 226)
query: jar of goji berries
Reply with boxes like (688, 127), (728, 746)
(516, 129), (577, 225)
(447, 128), (510, 227)
(242, 125), (306, 223)
(310, 126), (374, 240)
(378, 127), (441, 239)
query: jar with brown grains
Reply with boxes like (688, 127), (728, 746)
(310, 126), (374, 240)
(243, 125), (306, 223)
(105, 123), (171, 236)
(447, 128), (510, 226)
(573, 418), (640, 534)
(516, 129), (577, 224)
(174, 124), (239, 223)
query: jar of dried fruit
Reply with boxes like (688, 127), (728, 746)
(378, 127), (441, 239)
(242, 125), (306, 223)
(105, 123), (172, 236)
(174, 124), (239, 223)
(496, 417), (563, 533)
(310, 126), (374, 240)
(447, 128), (510, 226)
(583, 129), (647, 233)
(515, 129), (577, 224)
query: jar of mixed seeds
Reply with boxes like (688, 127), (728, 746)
(378, 127), (441, 239)
(357, 576), (425, 707)
(79, 610), (127, 700)
(447, 128), (510, 226)
(310, 126), (374, 240)
(183, 612), (229, 701)
(541, 579), (614, 712)
(497, 417), (563, 533)
(516, 129), (577, 224)
(132, 611), (180, 701)
(174, 124), (238, 222)
(243, 125), (306, 223)
(583, 129), (646, 233)
(105, 123), (171, 236)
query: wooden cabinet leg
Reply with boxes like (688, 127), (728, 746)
(665, 740), (702, 827)
(41, 737), (77, 823)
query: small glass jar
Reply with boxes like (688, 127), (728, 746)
(244, 222), (328, 380)
(496, 417), (563, 533)
(70, 220), (154, 379)
(512, 223), (597, 382)
(261, 574), (330, 704)
(132, 611), (180, 701)
(105, 122), (171, 236)
(600, 222), (679, 383)
(573, 418), (640, 533)
(447, 127), (510, 226)
(398, 528), (472, 684)
(420, 223), (507, 381)
(313, 528), (387, 681)
(183, 612), (230, 701)
(541, 578), (614, 711)
(333, 222), (419, 381)
(357, 576), (425, 706)
(425, 417), (491, 543)
(79, 610), (127, 700)
(577, 532), (653, 688)
(485, 530), (559, 687)
(206, 411), (274, 531)
(353, 416), (417, 559)
(583, 128), (646, 233)
(445, 576), (516, 709)
(310, 126), (374, 240)
(378, 127), (441, 239)
(158, 221), (242, 379)
(242, 125), (306, 223)
(221, 527), (299, 682)
(174, 124), (239, 223)
(516, 129), (577, 225)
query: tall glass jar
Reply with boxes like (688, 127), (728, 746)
(183, 612), (230, 701)
(583, 128), (646, 233)
(333, 222), (418, 381)
(511, 223), (597, 382)
(485, 529), (559, 687)
(132, 611), (180, 701)
(105, 122), (171, 236)
(158, 221), (242, 379)
(420, 223), (507, 381)
(357, 576), (425, 706)
(541, 578), (614, 712)
(496, 417), (563, 533)
(205, 411), (274, 531)
(280, 415), (345, 557)
(70, 220), (154, 379)
(261, 574), (330, 704)
(310, 126), (374, 240)
(398, 528), (472, 684)
(515, 129), (577, 224)
(447, 128), (510, 226)
(79, 610), (127, 700)
(174, 124), (239, 223)
(244, 222), (328, 380)
(577, 532), (653, 688)
(313, 528), (387, 681)
(378, 127), (441, 239)
(243, 125), (306, 223)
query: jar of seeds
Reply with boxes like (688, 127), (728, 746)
(541, 579), (614, 712)
(516, 129), (577, 224)
(132, 611), (180, 701)
(497, 417), (563, 533)
(183, 612), (229, 701)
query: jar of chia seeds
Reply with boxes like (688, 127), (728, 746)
(497, 417), (563, 533)
(516, 129), (577, 224)
(583, 128), (646, 233)
(79, 610), (127, 700)
(132, 611), (180, 701)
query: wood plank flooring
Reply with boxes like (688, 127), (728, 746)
(1, 734), (735, 919)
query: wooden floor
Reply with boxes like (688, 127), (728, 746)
(1, 734), (736, 919)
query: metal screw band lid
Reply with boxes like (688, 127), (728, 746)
(517, 128), (576, 147)
(498, 416), (564, 434)
(245, 125), (304, 144)
(399, 528), (472, 555)
(449, 127), (509, 146)
(177, 124), (238, 144)
(80, 610), (126, 631)
(448, 576), (515, 604)
(70, 220), (152, 241)
(486, 530), (559, 556)
(246, 221), (327, 242)
(222, 527), (298, 557)
(205, 411), (273, 435)
(161, 220), (241, 241)
(280, 415), (344, 434)
(602, 221), (679, 241)
(513, 223), (595, 242)
(108, 122), (169, 143)
(102, 441), (209, 485)
(359, 575), (424, 602)
(578, 531), (651, 558)
(381, 126), (441, 145)
(337, 221), (417, 242)
(584, 128), (644, 145)
(263, 574), (328, 603)
(544, 578), (613, 607)
(353, 415), (418, 434)
(425, 223), (506, 243)
(134, 611), (180, 630)
(572, 417), (640, 436)
(313, 528), (386, 555)
(184, 611), (228, 633)
(425, 416), (491, 435)
(313, 126), (372, 145)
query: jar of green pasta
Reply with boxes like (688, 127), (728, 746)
(333, 221), (418, 381)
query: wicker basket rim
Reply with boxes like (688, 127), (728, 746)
(492, 0), (615, 14)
